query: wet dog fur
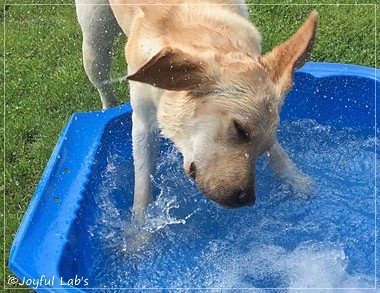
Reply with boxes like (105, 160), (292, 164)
(75, 0), (317, 214)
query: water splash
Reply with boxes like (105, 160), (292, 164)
(101, 75), (128, 85)
(85, 119), (376, 290)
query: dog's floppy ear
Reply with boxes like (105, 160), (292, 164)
(262, 11), (318, 95)
(127, 47), (212, 91)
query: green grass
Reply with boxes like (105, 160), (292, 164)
(2, 1), (378, 291)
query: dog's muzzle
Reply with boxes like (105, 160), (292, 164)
(186, 161), (256, 208)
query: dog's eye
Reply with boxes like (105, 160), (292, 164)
(233, 120), (249, 141)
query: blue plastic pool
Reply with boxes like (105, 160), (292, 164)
(9, 62), (379, 292)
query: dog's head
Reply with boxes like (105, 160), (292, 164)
(128, 12), (318, 208)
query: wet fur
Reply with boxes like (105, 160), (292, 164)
(76, 0), (317, 213)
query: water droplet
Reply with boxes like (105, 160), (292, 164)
(244, 153), (250, 159)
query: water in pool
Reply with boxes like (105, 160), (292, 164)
(85, 119), (376, 291)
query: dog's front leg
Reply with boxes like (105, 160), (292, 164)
(266, 139), (313, 193)
(131, 110), (160, 225)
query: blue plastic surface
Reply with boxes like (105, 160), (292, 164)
(8, 63), (379, 292)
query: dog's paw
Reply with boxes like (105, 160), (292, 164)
(285, 170), (315, 199)
(121, 228), (153, 254)
(121, 209), (153, 254)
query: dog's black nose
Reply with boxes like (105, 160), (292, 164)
(218, 189), (255, 209)
(235, 189), (255, 206)
(189, 162), (196, 180)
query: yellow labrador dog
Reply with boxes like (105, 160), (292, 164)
(76, 0), (317, 214)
